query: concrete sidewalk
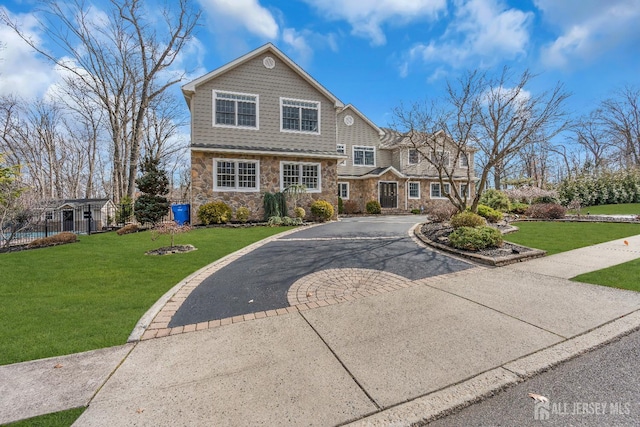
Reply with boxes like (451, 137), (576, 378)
(2, 233), (640, 426)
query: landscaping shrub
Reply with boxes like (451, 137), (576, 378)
(366, 200), (382, 214)
(338, 197), (344, 214)
(197, 201), (232, 225)
(449, 226), (503, 251)
(504, 186), (558, 205)
(235, 207), (250, 223)
(411, 208), (421, 215)
(281, 216), (303, 226)
(450, 211), (485, 228)
(509, 202), (529, 215)
(267, 216), (282, 226)
(479, 189), (510, 212)
(263, 192), (286, 219)
(116, 223), (139, 235)
(532, 195), (558, 204)
(343, 200), (361, 214)
(558, 169), (640, 206)
(310, 200), (334, 221)
(526, 203), (567, 219)
(28, 232), (78, 248)
(425, 200), (457, 222)
(477, 204), (503, 223)
(293, 207), (305, 219)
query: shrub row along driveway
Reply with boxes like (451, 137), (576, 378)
(169, 216), (473, 327)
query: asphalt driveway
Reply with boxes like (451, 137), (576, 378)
(170, 216), (473, 327)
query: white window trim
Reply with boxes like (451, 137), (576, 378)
(338, 182), (349, 199)
(430, 182), (451, 199)
(408, 149), (420, 165)
(460, 183), (470, 197)
(212, 90), (259, 130)
(352, 145), (376, 167)
(279, 97), (321, 135)
(213, 158), (260, 192)
(279, 161), (322, 193)
(408, 182), (420, 199)
(459, 152), (469, 168)
(337, 143), (347, 166)
(430, 150), (451, 168)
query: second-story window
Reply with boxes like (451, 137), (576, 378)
(408, 149), (420, 165)
(353, 146), (375, 166)
(459, 152), (469, 168)
(281, 98), (320, 133)
(214, 91), (258, 128)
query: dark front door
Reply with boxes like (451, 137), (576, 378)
(63, 210), (74, 231)
(379, 182), (397, 208)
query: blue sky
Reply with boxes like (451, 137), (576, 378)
(1, 0), (639, 130)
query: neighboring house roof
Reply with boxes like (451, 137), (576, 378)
(182, 43), (344, 109)
(341, 104), (385, 136)
(378, 128), (478, 152)
(43, 198), (114, 210)
(191, 143), (347, 160)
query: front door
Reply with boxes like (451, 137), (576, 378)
(379, 182), (397, 208)
(62, 210), (74, 231)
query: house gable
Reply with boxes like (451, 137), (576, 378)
(183, 44), (344, 156)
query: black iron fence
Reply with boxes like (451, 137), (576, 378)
(1, 200), (190, 248)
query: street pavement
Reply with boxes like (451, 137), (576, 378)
(427, 328), (640, 426)
(1, 216), (639, 426)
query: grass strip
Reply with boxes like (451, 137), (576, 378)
(505, 221), (640, 255)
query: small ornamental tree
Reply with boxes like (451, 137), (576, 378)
(134, 157), (170, 225)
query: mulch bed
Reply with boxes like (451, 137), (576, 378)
(145, 244), (197, 255)
(417, 222), (545, 266)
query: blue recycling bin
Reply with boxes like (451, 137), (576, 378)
(171, 204), (190, 225)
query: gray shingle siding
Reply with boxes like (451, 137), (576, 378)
(191, 53), (337, 153)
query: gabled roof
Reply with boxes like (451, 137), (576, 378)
(341, 104), (384, 136)
(379, 128), (477, 151)
(339, 165), (406, 180)
(182, 43), (344, 108)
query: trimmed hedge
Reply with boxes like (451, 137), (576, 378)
(526, 203), (567, 219)
(450, 211), (485, 228)
(28, 232), (78, 248)
(197, 201), (232, 225)
(366, 200), (382, 214)
(310, 200), (334, 221)
(477, 204), (503, 223)
(449, 226), (503, 251)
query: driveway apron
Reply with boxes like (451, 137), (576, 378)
(169, 216), (473, 327)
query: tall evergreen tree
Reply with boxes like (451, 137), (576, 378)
(134, 157), (169, 225)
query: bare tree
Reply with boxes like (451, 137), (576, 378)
(1, 0), (200, 202)
(598, 86), (640, 168)
(572, 112), (613, 172)
(393, 68), (570, 212)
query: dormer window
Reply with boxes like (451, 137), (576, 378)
(281, 98), (320, 134)
(408, 149), (420, 165)
(214, 91), (258, 128)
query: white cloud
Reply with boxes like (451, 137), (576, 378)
(400, 0), (531, 77)
(198, 0), (279, 39)
(282, 28), (313, 65)
(535, 0), (640, 68)
(301, 0), (447, 46)
(0, 9), (60, 99)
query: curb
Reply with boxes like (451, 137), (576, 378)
(346, 309), (640, 426)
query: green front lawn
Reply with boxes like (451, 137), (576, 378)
(573, 259), (640, 292)
(0, 227), (286, 366)
(6, 408), (85, 427)
(505, 221), (640, 255)
(571, 203), (640, 215)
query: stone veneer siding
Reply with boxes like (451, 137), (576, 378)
(191, 150), (338, 222)
(341, 173), (475, 213)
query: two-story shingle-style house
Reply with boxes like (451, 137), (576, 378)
(182, 43), (475, 222)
